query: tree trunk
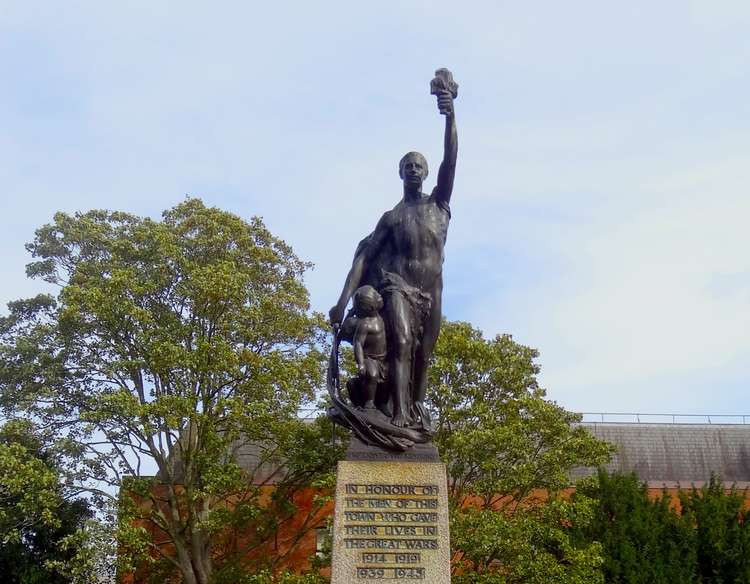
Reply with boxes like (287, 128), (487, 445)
(174, 539), (199, 584)
(191, 532), (212, 584)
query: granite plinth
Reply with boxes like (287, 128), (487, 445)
(331, 459), (450, 584)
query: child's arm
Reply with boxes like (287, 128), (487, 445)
(353, 322), (368, 375)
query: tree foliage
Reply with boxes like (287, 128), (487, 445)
(427, 320), (613, 584)
(681, 476), (750, 583)
(16, 199), (750, 584)
(0, 419), (93, 584)
(0, 420), (62, 544)
(573, 470), (697, 583)
(0, 199), (342, 584)
(575, 470), (750, 584)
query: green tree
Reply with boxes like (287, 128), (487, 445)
(428, 320), (612, 584)
(680, 476), (750, 583)
(0, 419), (93, 584)
(573, 470), (697, 584)
(0, 199), (342, 584)
(574, 471), (750, 584)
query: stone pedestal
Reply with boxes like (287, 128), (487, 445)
(331, 448), (451, 583)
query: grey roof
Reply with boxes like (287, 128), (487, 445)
(165, 421), (750, 488)
(158, 437), (288, 485)
(234, 439), (287, 485)
(573, 423), (750, 487)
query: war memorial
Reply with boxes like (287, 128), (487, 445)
(326, 69), (458, 583)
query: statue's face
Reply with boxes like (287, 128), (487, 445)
(400, 156), (427, 187)
(354, 287), (383, 316)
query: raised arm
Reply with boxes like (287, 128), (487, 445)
(430, 69), (458, 207)
(433, 99), (457, 207)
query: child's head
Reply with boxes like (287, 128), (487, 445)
(353, 285), (383, 316)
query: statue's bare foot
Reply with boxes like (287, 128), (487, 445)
(392, 413), (407, 427)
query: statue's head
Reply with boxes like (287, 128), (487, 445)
(353, 285), (383, 316)
(399, 151), (428, 187)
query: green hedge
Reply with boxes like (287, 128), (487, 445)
(573, 470), (750, 584)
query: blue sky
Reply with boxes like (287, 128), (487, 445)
(2, 1), (749, 416)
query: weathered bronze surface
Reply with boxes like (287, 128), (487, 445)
(327, 69), (458, 451)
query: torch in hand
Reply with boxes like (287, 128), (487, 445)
(430, 68), (458, 115)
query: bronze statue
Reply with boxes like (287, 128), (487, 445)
(327, 69), (458, 451)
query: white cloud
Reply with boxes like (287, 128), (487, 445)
(467, 154), (750, 412)
(2, 0), (750, 415)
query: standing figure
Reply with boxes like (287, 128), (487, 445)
(330, 69), (458, 435)
(341, 285), (387, 411)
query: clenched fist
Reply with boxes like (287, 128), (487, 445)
(436, 89), (453, 115)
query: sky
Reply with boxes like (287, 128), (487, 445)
(2, 1), (749, 417)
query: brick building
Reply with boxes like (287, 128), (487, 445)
(123, 417), (750, 581)
(240, 418), (750, 571)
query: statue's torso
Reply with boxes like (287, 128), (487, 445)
(376, 195), (449, 294)
(360, 316), (387, 357)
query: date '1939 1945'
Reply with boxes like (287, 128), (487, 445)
(356, 567), (425, 579)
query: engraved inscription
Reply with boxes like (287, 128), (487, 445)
(356, 567), (425, 579)
(345, 498), (438, 509)
(344, 538), (438, 549)
(362, 553), (420, 564)
(344, 511), (438, 523)
(345, 525), (436, 536)
(342, 483), (440, 580)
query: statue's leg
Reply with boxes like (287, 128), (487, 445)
(413, 293), (442, 406)
(362, 361), (378, 409)
(384, 291), (413, 428)
(374, 383), (391, 417)
(346, 377), (365, 409)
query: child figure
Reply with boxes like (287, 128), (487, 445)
(345, 285), (387, 411)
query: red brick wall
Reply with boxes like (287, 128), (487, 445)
(121, 484), (750, 582)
